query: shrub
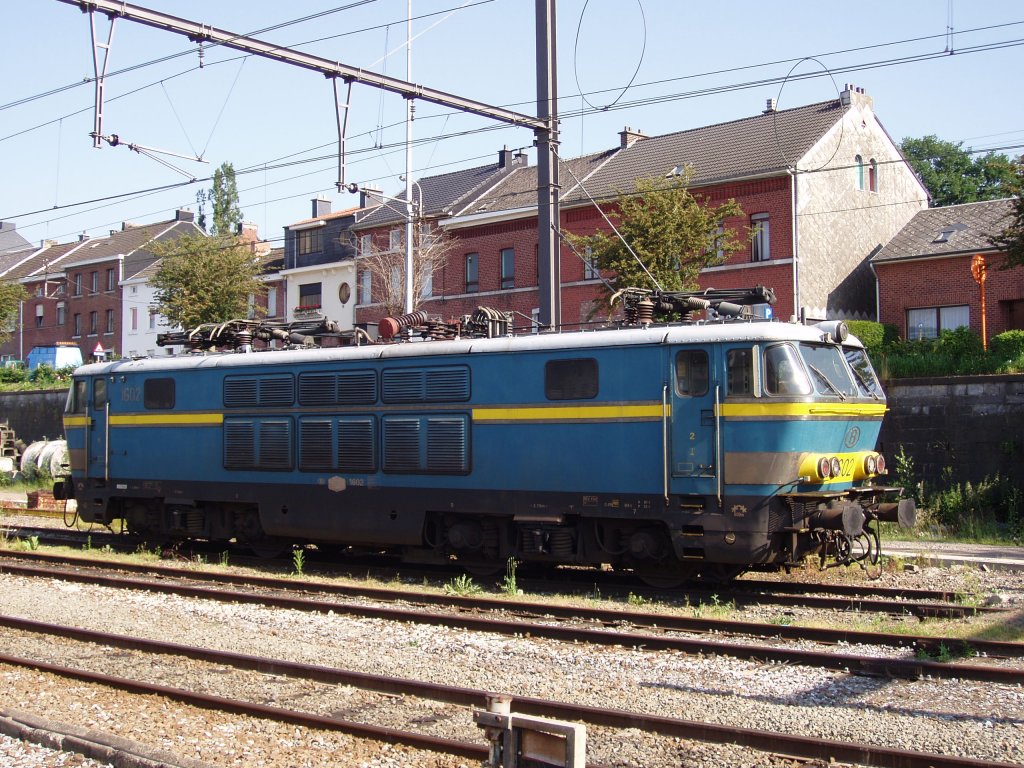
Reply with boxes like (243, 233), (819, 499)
(991, 330), (1024, 364)
(0, 365), (27, 384)
(847, 320), (898, 359)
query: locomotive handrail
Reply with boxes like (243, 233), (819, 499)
(661, 384), (669, 503)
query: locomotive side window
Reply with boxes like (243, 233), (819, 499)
(144, 378), (175, 409)
(674, 350), (708, 396)
(545, 358), (598, 400)
(93, 378), (107, 409)
(764, 344), (811, 396)
(726, 349), (753, 396)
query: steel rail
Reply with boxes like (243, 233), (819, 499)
(0, 545), (1002, 619)
(2, 551), (1016, 656)
(0, 646), (486, 761)
(0, 616), (1012, 768)
(2, 559), (1021, 683)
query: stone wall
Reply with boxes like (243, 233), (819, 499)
(0, 390), (67, 445)
(878, 374), (1024, 488)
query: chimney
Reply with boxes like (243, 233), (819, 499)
(840, 84), (872, 108)
(312, 197), (331, 218)
(40, 239), (57, 248)
(237, 221), (259, 243)
(359, 185), (383, 209)
(79, 233), (90, 242)
(763, 98), (777, 114)
(513, 151), (528, 166)
(175, 208), (195, 222)
(498, 146), (515, 168)
(619, 126), (646, 149)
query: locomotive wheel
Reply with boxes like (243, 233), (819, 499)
(634, 563), (698, 589)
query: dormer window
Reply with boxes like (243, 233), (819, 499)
(933, 223), (966, 244)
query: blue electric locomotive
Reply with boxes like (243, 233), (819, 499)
(55, 288), (913, 584)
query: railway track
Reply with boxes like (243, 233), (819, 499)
(0, 526), (999, 618)
(2, 551), (1020, 684)
(0, 615), (1014, 768)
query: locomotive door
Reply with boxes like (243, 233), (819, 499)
(670, 347), (718, 495)
(87, 376), (109, 480)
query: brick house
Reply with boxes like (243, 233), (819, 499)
(345, 85), (926, 331)
(873, 198), (1023, 340)
(280, 199), (362, 330)
(0, 210), (201, 363)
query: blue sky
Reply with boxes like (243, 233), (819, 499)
(2, 0), (1021, 250)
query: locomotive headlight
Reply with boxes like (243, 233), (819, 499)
(817, 457), (832, 479)
(876, 455), (886, 475)
(829, 457), (842, 477)
(863, 455), (878, 475)
(724, 532), (736, 545)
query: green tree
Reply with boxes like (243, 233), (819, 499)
(149, 233), (266, 330)
(204, 161), (242, 235)
(566, 171), (745, 304)
(0, 280), (28, 346)
(900, 135), (1018, 207)
(988, 155), (1024, 269)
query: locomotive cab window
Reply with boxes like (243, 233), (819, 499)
(675, 350), (709, 396)
(144, 378), (175, 409)
(726, 348), (754, 396)
(763, 344), (811, 396)
(93, 378), (107, 409)
(545, 358), (598, 400)
(843, 346), (884, 399)
(67, 379), (88, 413)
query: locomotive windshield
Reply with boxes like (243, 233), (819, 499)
(797, 344), (857, 398)
(843, 346), (884, 399)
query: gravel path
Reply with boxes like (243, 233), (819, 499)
(0, 556), (1022, 767)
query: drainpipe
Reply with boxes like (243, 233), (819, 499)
(869, 259), (880, 322)
(788, 168), (800, 321)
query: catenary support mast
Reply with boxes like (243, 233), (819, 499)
(58, 0), (563, 329)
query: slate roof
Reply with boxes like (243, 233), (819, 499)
(287, 206), (360, 228)
(574, 98), (849, 201)
(352, 159), (526, 229)
(457, 150), (619, 216)
(872, 199), (1015, 263)
(0, 222), (31, 257)
(0, 240), (88, 282)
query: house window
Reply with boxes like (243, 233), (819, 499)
(419, 263), (433, 298)
(419, 221), (434, 249)
(73, 314), (81, 337)
(89, 311), (98, 335)
(73, 274), (82, 296)
(868, 159), (878, 192)
(360, 234), (373, 256)
(359, 270), (372, 304)
(465, 253), (479, 293)
(267, 288), (278, 318)
(35, 304), (44, 328)
(106, 268), (115, 291)
(297, 228), (322, 255)
(584, 246), (600, 280)
(389, 229), (402, 252)
(106, 309), (115, 334)
(907, 305), (969, 340)
(500, 247), (515, 289)
(90, 271), (98, 295)
(56, 303), (65, 326)
(298, 282), (322, 310)
(130, 307), (138, 331)
(389, 265), (401, 297)
(855, 154), (865, 191)
(751, 214), (770, 262)
(149, 310), (158, 330)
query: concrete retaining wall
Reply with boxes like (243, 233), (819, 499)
(878, 374), (1024, 488)
(0, 389), (68, 445)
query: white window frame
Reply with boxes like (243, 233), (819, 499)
(751, 214), (771, 262)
